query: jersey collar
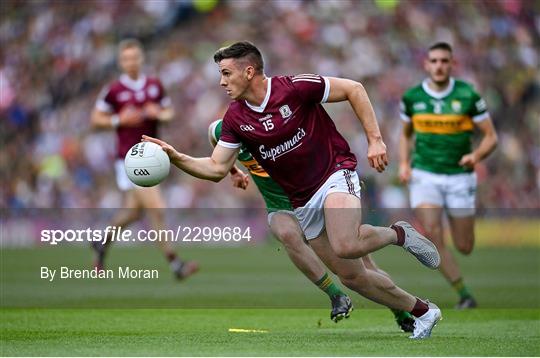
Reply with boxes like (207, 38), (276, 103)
(422, 77), (455, 99)
(245, 77), (272, 113)
(120, 74), (147, 91)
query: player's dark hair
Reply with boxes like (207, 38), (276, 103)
(213, 41), (264, 74)
(429, 42), (453, 53)
(118, 38), (144, 53)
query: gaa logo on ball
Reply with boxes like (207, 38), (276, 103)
(133, 169), (151, 176)
(124, 142), (170, 187)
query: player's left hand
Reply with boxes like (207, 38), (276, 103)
(230, 171), (249, 190)
(143, 103), (162, 119)
(459, 153), (477, 169)
(367, 139), (389, 173)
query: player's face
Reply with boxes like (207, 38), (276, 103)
(425, 49), (453, 85)
(119, 47), (144, 78)
(218, 59), (250, 100)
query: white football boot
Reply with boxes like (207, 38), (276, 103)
(393, 221), (441, 269)
(410, 302), (442, 339)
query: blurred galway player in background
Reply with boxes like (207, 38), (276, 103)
(90, 38), (198, 280)
(399, 42), (498, 308)
(209, 119), (416, 331)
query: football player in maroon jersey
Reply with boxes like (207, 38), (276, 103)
(91, 39), (198, 280)
(144, 42), (441, 339)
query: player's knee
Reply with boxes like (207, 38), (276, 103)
(120, 209), (142, 226)
(339, 271), (370, 291)
(329, 230), (363, 258)
(276, 228), (302, 250)
(332, 242), (363, 259)
(455, 240), (474, 255)
(147, 207), (165, 222)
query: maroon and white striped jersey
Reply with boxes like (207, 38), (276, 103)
(219, 74), (357, 208)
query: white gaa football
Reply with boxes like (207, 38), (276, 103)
(124, 141), (170, 187)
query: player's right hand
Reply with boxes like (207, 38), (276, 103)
(230, 171), (249, 190)
(367, 139), (388, 173)
(399, 162), (411, 183)
(119, 106), (143, 127)
(141, 135), (180, 162)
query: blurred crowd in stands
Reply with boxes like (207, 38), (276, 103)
(1, 0), (539, 210)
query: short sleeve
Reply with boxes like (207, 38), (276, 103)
(290, 74), (329, 104)
(399, 97), (411, 123)
(217, 114), (242, 149)
(209, 119), (222, 143)
(95, 85), (114, 113)
(469, 90), (489, 123)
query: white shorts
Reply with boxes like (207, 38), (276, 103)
(114, 159), (136, 191)
(294, 169), (361, 240)
(409, 168), (477, 217)
(267, 210), (296, 226)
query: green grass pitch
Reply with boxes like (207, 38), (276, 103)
(1, 244), (539, 356)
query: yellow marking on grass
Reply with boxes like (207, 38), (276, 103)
(228, 328), (269, 333)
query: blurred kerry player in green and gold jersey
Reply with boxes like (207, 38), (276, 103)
(210, 119), (416, 332)
(398, 42), (498, 309)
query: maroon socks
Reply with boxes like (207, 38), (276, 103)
(411, 298), (429, 317)
(391, 224), (405, 246)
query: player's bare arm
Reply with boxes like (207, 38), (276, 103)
(326, 77), (388, 173)
(90, 109), (116, 130)
(207, 122), (249, 189)
(398, 121), (414, 183)
(142, 135), (238, 182)
(459, 117), (498, 169)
